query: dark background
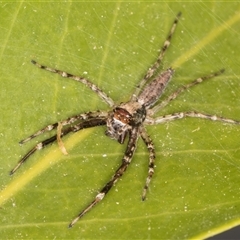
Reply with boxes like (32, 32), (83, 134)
(209, 225), (240, 239)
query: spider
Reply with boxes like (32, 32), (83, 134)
(11, 12), (240, 228)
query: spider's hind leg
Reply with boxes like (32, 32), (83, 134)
(132, 12), (181, 100)
(150, 69), (225, 115)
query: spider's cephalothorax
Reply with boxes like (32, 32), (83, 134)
(106, 102), (146, 143)
(10, 12), (240, 228)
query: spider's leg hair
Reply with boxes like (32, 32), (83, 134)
(20, 111), (108, 144)
(10, 118), (106, 175)
(31, 60), (115, 107)
(145, 111), (240, 125)
(69, 127), (139, 228)
(150, 69), (225, 115)
(140, 126), (155, 201)
(132, 12), (181, 100)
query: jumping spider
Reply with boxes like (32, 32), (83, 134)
(11, 12), (240, 228)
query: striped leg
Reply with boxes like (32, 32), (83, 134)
(31, 60), (115, 107)
(132, 12), (181, 100)
(10, 118), (106, 175)
(69, 127), (139, 228)
(140, 127), (155, 201)
(150, 69), (225, 115)
(20, 111), (108, 144)
(145, 111), (240, 125)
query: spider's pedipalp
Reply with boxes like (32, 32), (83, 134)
(31, 60), (115, 107)
(11, 118), (107, 175)
(69, 126), (139, 228)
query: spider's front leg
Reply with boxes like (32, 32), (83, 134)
(10, 118), (107, 175)
(20, 111), (108, 144)
(69, 127), (139, 228)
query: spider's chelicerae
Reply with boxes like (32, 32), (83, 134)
(11, 12), (240, 228)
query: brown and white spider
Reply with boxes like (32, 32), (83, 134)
(11, 12), (240, 228)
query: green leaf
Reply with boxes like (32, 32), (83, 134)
(1, 2), (240, 239)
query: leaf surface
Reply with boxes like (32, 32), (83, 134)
(0, 2), (240, 239)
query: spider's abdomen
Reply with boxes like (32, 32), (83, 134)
(138, 68), (174, 108)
